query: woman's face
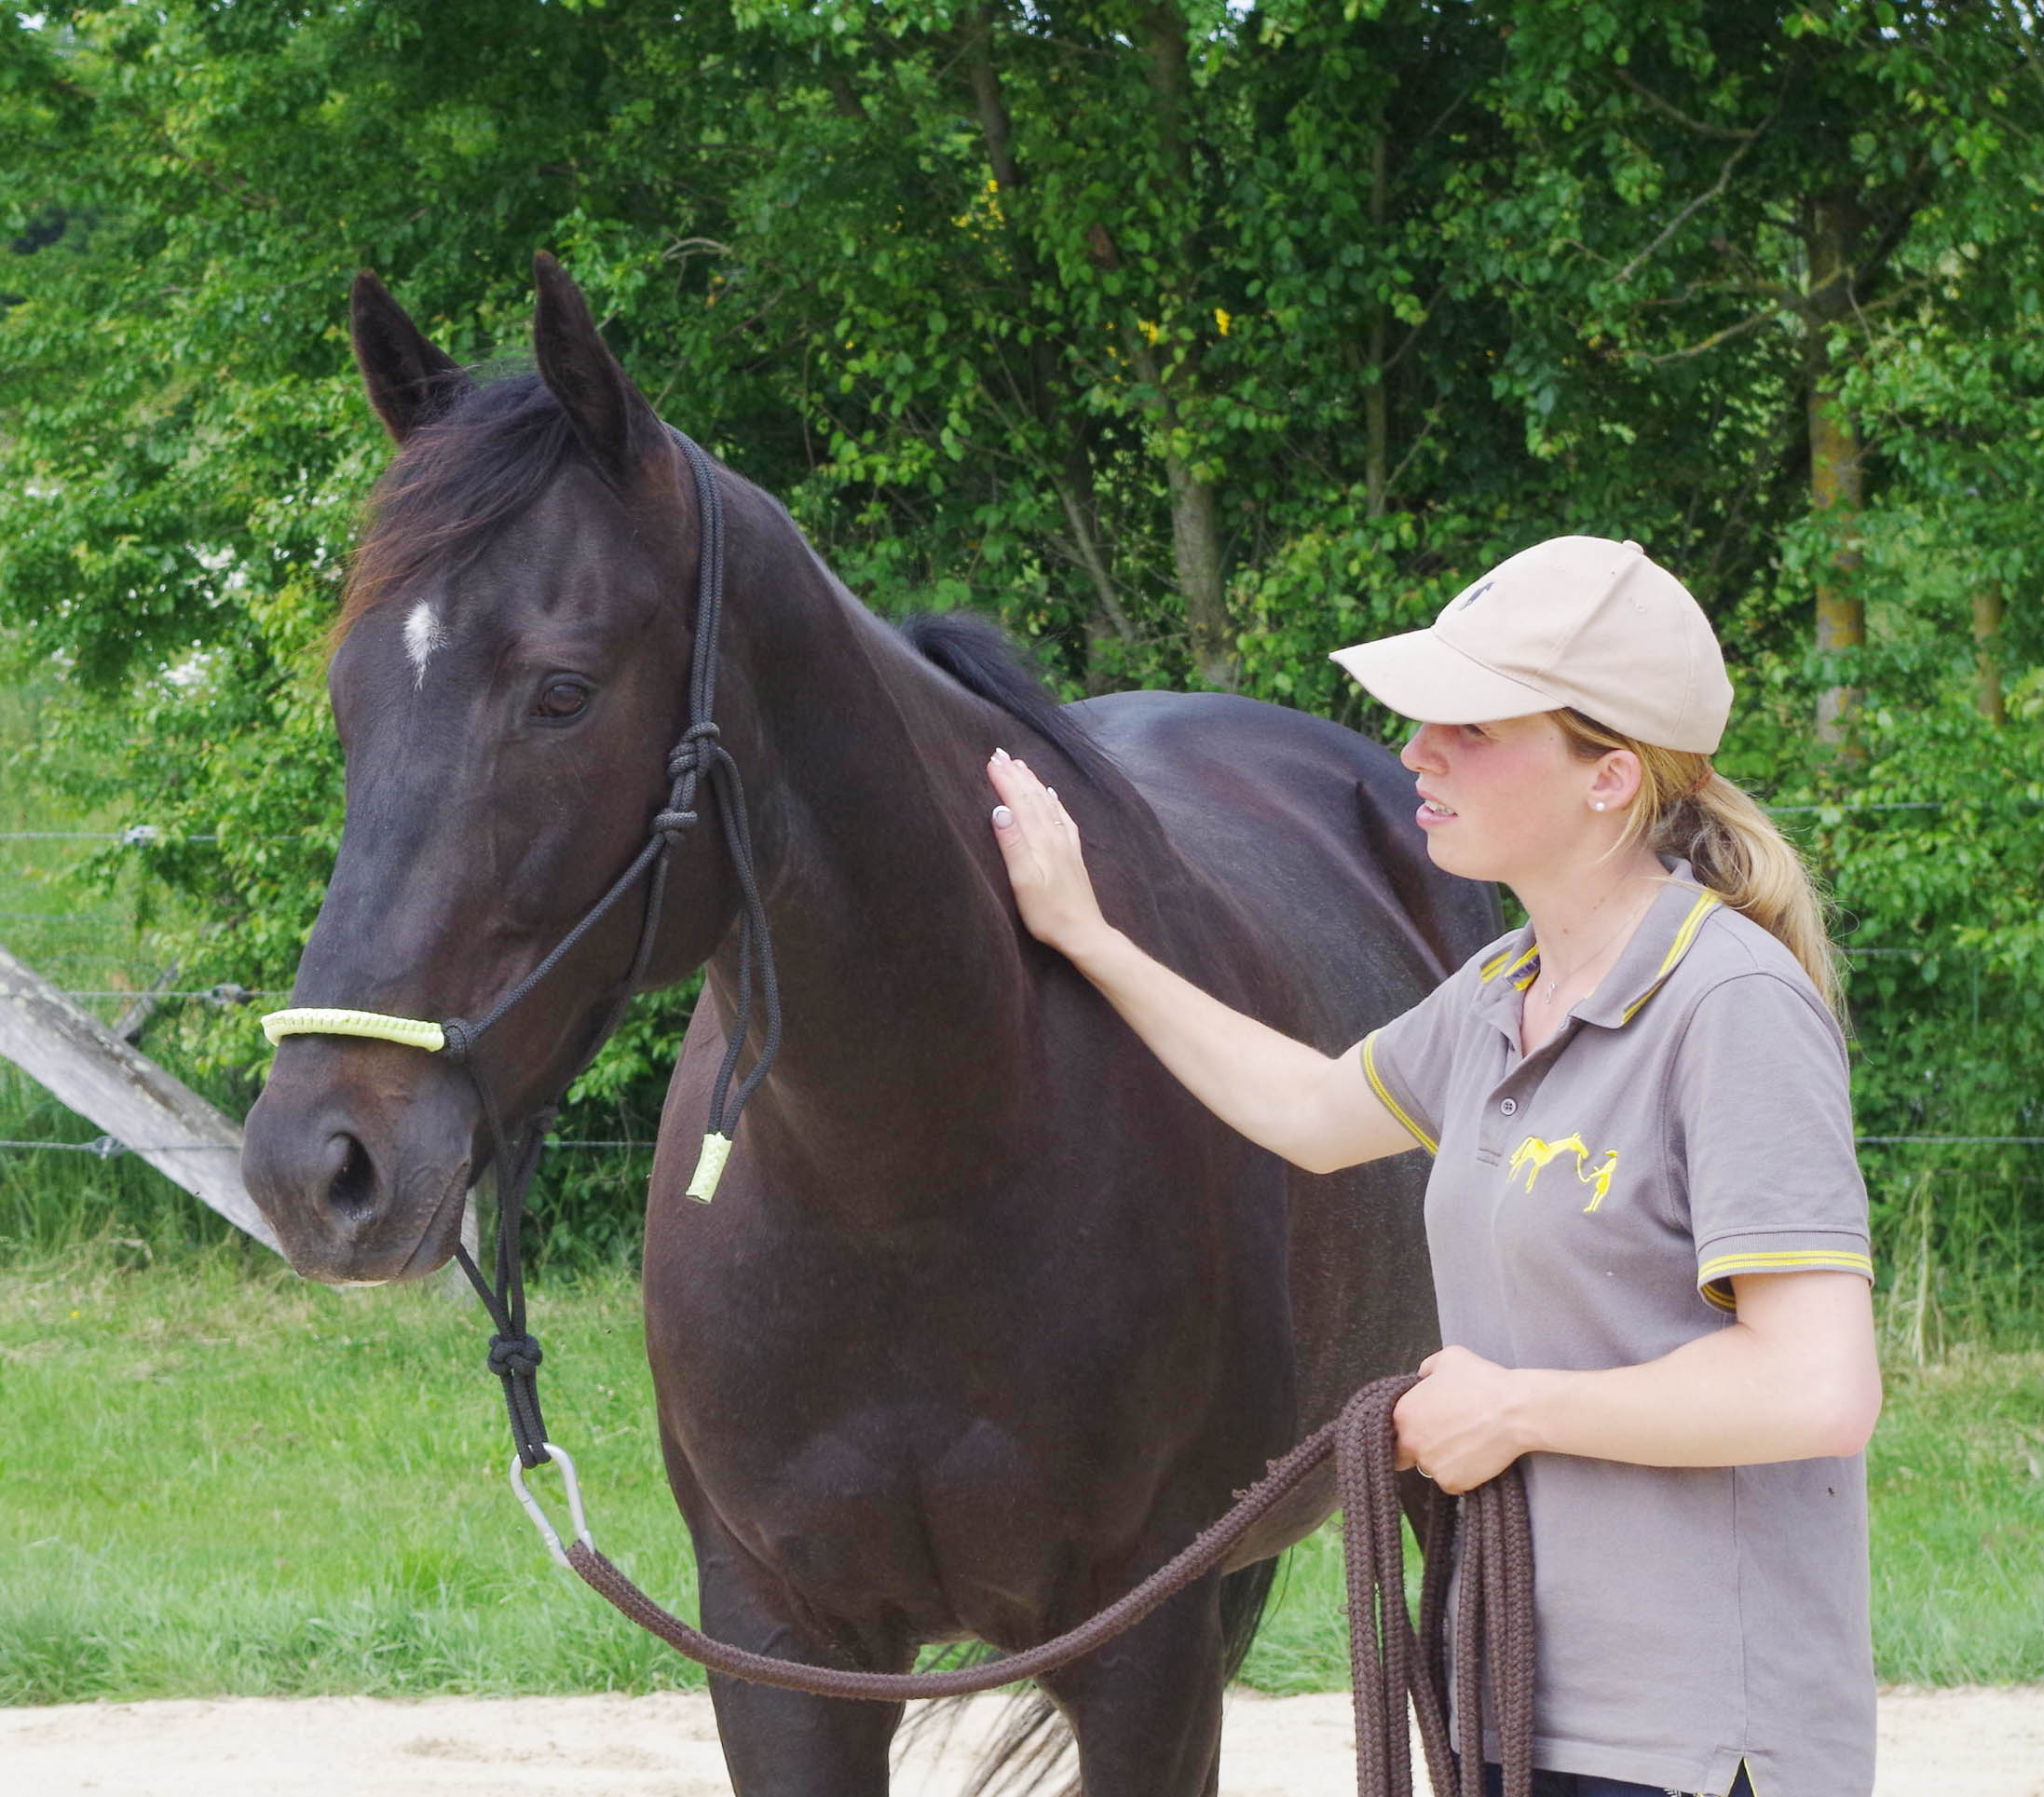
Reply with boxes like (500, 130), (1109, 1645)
(1399, 714), (1623, 886)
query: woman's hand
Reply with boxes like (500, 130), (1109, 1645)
(1393, 1345), (1531, 1494)
(987, 749), (1115, 960)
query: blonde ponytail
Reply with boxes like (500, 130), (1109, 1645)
(1555, 710), (1841, 1014)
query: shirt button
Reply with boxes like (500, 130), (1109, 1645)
(1500, 1097), (1519, 1116)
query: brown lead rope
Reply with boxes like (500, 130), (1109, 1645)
(556, 1375), (1533, 1797)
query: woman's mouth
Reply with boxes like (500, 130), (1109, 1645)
(1416, 793), (1457, 828)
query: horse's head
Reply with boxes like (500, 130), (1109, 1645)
(243, 254), (740, 1283)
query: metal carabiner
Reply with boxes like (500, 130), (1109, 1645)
(509, 1442), (594, 1569)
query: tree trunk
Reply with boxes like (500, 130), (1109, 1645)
(1973, 584), (2006, 724)
(1164, 456), (1232, 687)
(961, 7), (1133, 671)
(1365, 128), (1389, 521)
(1138, 4), (1233, 687)
(1805, 194), (1865, 749)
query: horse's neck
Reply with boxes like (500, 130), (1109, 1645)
(698, 512), (1038, 1197)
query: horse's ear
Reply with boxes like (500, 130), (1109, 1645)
(349, 272), (472, 444)
(531, 251), (661, 487)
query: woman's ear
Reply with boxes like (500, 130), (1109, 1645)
(1588, 748), (1642, 813)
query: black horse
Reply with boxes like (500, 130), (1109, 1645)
(242, 253), (1497, 1795)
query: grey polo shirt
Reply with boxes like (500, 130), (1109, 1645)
(1362, 862), (1875, 1797)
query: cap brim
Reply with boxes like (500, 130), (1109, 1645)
(1329, 628), (1561, 725)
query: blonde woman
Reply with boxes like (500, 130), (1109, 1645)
(985, 538), (1878, 1797)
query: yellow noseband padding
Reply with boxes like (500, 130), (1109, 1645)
(686, 1132), (733, 1204)
(262, 1008), (447, 1053)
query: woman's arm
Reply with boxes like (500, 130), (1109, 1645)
(986, 750), (1418, 1173)
(1393, 1269), (1882, 1492)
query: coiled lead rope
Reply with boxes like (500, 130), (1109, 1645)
(537, 1376), (1533, 1797)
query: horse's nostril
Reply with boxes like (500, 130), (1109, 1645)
(325, 1133), (379, 1223)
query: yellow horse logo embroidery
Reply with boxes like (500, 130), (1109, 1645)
(1508, 1134), (1620, 1214)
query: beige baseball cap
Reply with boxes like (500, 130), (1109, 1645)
(1328, 536), (1733, 754)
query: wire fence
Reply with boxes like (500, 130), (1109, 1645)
(7, 805), (2041, 1165)
(2, 796), (2029, 851)
(0, 1121), (2030, 1159)
(0, 1135), (651, 1158)
(0, 827), (306, 844)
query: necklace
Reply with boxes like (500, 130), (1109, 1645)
(1534, 891), (1655, 1008)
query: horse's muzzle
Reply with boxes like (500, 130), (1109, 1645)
(241, 1037), (476, 1283)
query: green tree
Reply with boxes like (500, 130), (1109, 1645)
(6, 0), (2043, 1299)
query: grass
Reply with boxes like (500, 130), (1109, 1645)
(1, 1249), (2037, 1708)
(0, 1251), (701, 1704)
(1866, 1347), (2044, 1683)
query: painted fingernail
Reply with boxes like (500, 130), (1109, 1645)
(1047, 787), (1058, 801)
(991, 805), (1014, 828)
(991, 747), (1011, 762)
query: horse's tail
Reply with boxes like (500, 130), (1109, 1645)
(913, 1555), (1281, 1797)
(1220, 1551), (1282, 1681)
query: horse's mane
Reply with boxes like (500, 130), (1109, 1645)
(896, 612), (1122, 790)
(334, 378), (1119, 808)
(333, 371), (579, 649)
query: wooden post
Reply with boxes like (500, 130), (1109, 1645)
(0, 939), (282, 1254)
(1805, 193), (1866, 751)
(1973, 585), (2006, 724)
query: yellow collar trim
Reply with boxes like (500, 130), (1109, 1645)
(262, 1007), (446, 1053)
(1480, 941), (1541, 987)
(1618, 892), (1722, 1023)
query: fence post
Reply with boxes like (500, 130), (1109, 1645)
(0, 939), (281, 1254)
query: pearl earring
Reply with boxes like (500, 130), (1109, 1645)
(1592, 800), (1606, 812)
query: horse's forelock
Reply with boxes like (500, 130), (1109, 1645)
(330, 373), (582, 658)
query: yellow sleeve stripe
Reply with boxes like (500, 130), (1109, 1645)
(1620, 891), (1723, 1023)
(1700, 1281), (1739, 1314)
(1362, 1031), (1438, 1156)
(1697, 1249), (1875, 1281)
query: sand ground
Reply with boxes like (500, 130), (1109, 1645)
(2, 1685), (2039, 1796)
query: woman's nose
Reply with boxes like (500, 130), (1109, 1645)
(1400, 724), (1445, 772)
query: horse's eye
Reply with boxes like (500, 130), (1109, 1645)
(536, 680), (590, 719)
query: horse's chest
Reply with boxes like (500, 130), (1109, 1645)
(705, 1403), (1116, 1637)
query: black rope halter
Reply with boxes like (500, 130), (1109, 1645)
(266, 429), (780, 1469)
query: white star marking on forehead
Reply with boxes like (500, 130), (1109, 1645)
(402, 601), (448, 687)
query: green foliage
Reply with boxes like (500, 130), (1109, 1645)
(3, 1), (2043, 1296)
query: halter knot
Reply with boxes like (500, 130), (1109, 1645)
(439, 1017), (477, 1063)
(487, 1332), (545, 1379)
(653, 808), (700, 843)
(667, 722), (721, 782)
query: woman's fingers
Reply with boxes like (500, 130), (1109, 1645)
(989, 752), (1059, 841)
(986, 747), (1105, 953)
(987, 752), (1052, 881)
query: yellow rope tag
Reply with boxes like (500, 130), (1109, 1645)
(262, 1008), (447, 1053)
(686, 1132), (733, 1204)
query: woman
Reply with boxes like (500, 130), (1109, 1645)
(984, 537), (1879, 1797)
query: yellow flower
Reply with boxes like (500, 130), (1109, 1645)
(1137, 319), (1163, 345)
(1214, 307), (1233, 336)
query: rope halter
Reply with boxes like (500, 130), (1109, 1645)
(258, 428), (779, 1466)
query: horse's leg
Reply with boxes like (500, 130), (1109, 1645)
(1040, 1572), (1228, 1797)
(692, 1520), (911, 1797)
